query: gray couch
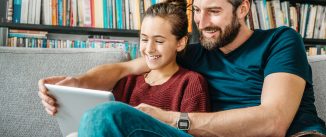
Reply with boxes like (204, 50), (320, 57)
(0, 47), (325, 136)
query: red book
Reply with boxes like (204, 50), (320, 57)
(91, 0), (95, 27)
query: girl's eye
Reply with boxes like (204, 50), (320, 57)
(141, 39), (148, 42)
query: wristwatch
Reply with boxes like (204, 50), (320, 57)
(177, 112), (190, 132)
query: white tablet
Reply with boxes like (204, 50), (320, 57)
(44, 84), (115, 137)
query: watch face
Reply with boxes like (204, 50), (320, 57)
(177, 119), (190, 130)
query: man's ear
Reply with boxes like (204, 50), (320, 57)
(237, 0), (250, 20)
(176, 36), (188, 52)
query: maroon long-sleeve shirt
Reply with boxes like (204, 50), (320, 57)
(113, 67), (210, 112)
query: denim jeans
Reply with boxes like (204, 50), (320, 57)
(78, 101), (192, 137)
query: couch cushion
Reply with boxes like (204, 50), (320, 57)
(308, 55), (326, 122)
(0, 47), (128, 137)
(0, 47), (324, 136)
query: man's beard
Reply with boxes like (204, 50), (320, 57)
(199, 15), (241, 50)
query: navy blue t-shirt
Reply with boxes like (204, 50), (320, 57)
(177, 26), (325, 135)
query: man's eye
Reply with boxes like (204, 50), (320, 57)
(193, 8), (200, 14)
(156, 41), (164, 44)
(209, 10), (220, 14)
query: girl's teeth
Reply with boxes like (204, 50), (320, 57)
(149, 55), (160, 59)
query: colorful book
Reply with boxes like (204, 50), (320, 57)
(13, 0), (22, 23)
(115, 0), (123, 29)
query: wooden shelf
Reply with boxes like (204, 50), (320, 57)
(0, 23), (139, 37)
(304, 38), (326, 45)
(283, 0), (326, 5)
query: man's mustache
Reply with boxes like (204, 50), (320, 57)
(199, 26), (222, 33)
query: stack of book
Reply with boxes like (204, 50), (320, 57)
(7, 0), (193, 31)
(6, 29), (141, 59)
(247, 0), (326, 39)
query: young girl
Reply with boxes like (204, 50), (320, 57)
(77, 1), (210, 136)
(112, 1), (210, 112)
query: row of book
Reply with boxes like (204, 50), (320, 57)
(6, 0), (192, 31)
(306, 46), (326, 56)
(5, 29), (141, 59)
(247, 0), (326, 39)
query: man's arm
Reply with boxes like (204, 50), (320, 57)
(187, 72), (305, 137)
(77, 57), (149, 91)
(137, 72), (305, 137)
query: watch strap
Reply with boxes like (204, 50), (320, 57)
(177, 112), (190, 132)
(180, 112), (188, 119)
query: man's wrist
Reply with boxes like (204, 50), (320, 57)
(167, 111), (180, 127)
(177, 112), (191, 132)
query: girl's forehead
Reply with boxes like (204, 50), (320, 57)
(142, 17), (172, 30)
(141, 17), (174, 37)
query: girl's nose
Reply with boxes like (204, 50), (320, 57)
(145, 41), (156, 53)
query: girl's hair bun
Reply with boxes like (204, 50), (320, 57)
(164, 0), (187, 12)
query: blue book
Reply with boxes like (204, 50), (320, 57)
(108, 0), (113, 28)
(151, 0), (156, 4)
(58, 0), (63, 26)
(9, 33), (47, 39)
(74, 41), (79, 48)
(13, 0), (22, 23)
(42, 39), (47, 48)
(103, 0), (108, 28)
(115, 0), (123, 29)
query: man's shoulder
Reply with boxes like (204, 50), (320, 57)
(265, 26), (300, 39)
(253, 26), (302, 48)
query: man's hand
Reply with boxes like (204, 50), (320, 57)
(135, 103), (179, 127)
(38, 76), (80, 116)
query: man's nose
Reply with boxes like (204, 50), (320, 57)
(196, 12), (210, 30)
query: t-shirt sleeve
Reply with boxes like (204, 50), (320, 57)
(112, 75), (135, 103)
(264, 27), (312, 85)
(180, 72), (210, 112)
(177, 43), (205, 69)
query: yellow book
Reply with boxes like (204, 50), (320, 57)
(94, 0), (104, 28)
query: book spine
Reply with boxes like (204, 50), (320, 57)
(0, 27), (9, 46)
(116, 0), (123, 29)
(83, 0), (92, 27)
(90, 0), (95, 27)
(13, 0), (22, 23)
(6, 0), (14, 22)
(62, 0), (66, 26)
(108, 0), (113, 28)
(52, 0), (58, 25)
(58, 0), (63, 26)
(103, 0), (108, 28)
(66, 0), (70, 26)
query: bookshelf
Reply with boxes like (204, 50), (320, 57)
(0, 22), (139, 37)
(0, 0), (325, 55)
(0, 0), (166, 59)
(303, 38), (326, 45)
(248, 0), (326, 55)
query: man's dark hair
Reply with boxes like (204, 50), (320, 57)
(228, 0), (251, 20)
(227, 0), (243, 13)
